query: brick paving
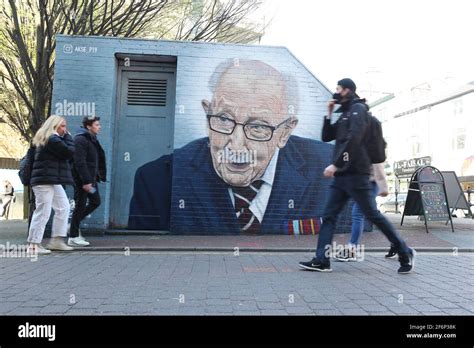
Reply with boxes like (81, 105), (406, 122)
(0, 251), (472, 316)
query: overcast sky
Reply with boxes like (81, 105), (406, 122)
(259, 0), (474, 98)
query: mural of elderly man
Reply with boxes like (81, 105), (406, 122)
(129, 59), (334, 234)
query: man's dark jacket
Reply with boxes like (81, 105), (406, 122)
(322, 97), (371, 176)
(72, 127), (106, 185)
(30, 133), (75, 186)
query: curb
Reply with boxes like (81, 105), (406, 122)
(46, 247), (474, 253)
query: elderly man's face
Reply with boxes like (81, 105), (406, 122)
(202, 66), (297, 187)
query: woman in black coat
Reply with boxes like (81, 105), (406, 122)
(27, 115), (75, 255)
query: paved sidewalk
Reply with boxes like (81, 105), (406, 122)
(1, 214), (473, 251)
(0, 251), (472, 316)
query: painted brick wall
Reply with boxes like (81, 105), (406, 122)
(52, 35), (353, 234)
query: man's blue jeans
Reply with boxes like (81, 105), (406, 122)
(316, 174), (409, 264)
(350, 180), (378, 246)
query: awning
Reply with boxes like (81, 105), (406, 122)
(0, 157), (20, 170)
(458, 175), (474, 183)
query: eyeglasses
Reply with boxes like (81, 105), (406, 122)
(207, 113), (292, 142)
(86, 115), (100, 121)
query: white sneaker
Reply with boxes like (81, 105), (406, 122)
(47, 238), (74, 251)
(79, 236), (90, 245)
(27, 244), (51, 255)
(68, 237), (90, 247)
(37, 245), (52, 254)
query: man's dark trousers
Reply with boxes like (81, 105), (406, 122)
(316, 174), (409, 263)
(70, 183), (101, 238)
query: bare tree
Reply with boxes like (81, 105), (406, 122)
(0, 0), (171, 143)
(0, 0), (267, 144)
(0, 121), (27, 157)
(156, 0), (266, 43)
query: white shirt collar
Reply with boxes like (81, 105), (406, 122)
(228, 148), (280, 224)
(259, 147), (279, 186)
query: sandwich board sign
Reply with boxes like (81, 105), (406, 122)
(441, 171), (472, 217)
(402, 166), (454, 233)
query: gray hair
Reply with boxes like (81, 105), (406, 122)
(207, 58), (299, 117)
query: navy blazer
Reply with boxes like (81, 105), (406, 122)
(129, 135), (335, 234)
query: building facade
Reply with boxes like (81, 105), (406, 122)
(371, 81), (474, 193)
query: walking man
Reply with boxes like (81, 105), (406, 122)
(299, 78), (416, 274)
(334, 162), (389, 262)
(69, 116), (106, 247)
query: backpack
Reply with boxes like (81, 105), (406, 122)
(365, 111), (387, 164)
(18, 145), (36, 186)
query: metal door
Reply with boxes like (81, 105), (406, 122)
(110, 68), (175, 228)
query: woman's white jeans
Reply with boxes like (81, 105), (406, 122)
(27, 185), (70, 244)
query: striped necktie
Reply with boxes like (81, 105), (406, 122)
(232, 180), (264, 234)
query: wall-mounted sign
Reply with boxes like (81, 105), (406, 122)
(394, 156), (431, 178)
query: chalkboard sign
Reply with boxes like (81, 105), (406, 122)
(420, 183), (449, 221)
(401, 166), (454, 233)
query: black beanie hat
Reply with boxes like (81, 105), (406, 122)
(337, 78), (357, 92)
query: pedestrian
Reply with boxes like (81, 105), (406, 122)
(69, 116), (106, 247)
(299, 78), (416, 274)
(0, 180), (15, 220)
(334, 162), (389, 261)
(27, 115), (75, 255)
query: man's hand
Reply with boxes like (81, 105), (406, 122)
(323, 164), (338, 178)
(327, 100), (336, 117)
(82, 183), (93, 192)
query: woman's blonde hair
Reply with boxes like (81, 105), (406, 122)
(32, 115), (66, 147)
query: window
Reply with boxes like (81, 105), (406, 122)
(455, 128), (466, 150)
(454, 99), (463, 116)
(411, 136), (421, 157)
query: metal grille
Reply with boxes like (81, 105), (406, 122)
(127, 78), (167, 106)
